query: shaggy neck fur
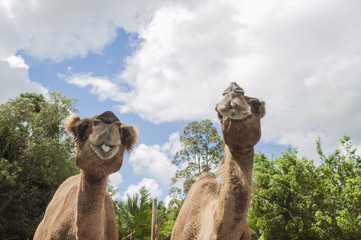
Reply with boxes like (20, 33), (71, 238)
(76, 170), (108, 239)
(213, 145), (254, 239)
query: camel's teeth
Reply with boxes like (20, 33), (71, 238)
(101, 144), (112, 152)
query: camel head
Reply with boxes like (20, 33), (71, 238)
(216, 82), (265, 149)
(65, 111), (138, 175)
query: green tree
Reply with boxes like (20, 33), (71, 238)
(249, 150), (319, 240)
(170, 120), (223, 198)
(157, 200), (177, 240)
(249, 136), (361, 240)
(114, 186), (152, 240)
(313, 135), (361, 239)
(113, 187), (177, 240)
(0, 92), (78, 239)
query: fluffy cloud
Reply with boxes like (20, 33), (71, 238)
(0, 0), (166, 104)
(109, 171), (123, 187)
(128, 132), (180, 185)
(0, 0), (166, 62)
(117, 3), (237, 122)
(106, 134), (180, 203)
(121, 178), (162, 201)
(0, 58), (47, 104)
(262, 54), (361, 158)
(91, 0), (360, 160)
(108, 172), (123, 200)
(60, 73), (126, 102)
(3, 0), (361, 161)
(164, 194), (173, 208)
(6, 55), (29, 69)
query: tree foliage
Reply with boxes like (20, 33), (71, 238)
(249, 135), (361, 240)
(0, 92), (78, 239)
(114, 187), (152, 240)
(156, 200), (177, 240)
(114, 187), (175, 240)
(170, 120), (223, 197)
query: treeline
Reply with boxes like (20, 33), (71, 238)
(0, 93), (360, 239)
(249, 136), (361, 239)
(0, 92), (78, 239)
(114, 121), (361, 240)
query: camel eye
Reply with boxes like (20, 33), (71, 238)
(93, 119), (101, 126)
(78, 120), (92, 141)
(250, 101), (261, 115)
(114, 121), (123, 128)
(235, 88), (245, 94)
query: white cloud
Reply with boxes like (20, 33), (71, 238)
(0, 59), (47, 104)
(108, 172), (123, 201)
(109, 171), (123, 187)
(6, 55), (29, 69)
(262, 53), (361, 159)
(116, 3), (236, 122)
(160, 132), (182, 156)
(164, 191), (183, 208)
(0, 55), (46, 104)
(128, 132), (180, 185)
(0, 0), (168, 104)
(122, 178), (162, 201)
(2, 0), (360, 161)
(164, 195), (172, 208)
(60, 73), (125, 102)
(0, 0), (167, 62)
(95, 0), (360, 160)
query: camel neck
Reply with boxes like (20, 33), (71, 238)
(212, 145), (255, 238)
(76, 170), (108, 239)
(225, 145), (254, 182)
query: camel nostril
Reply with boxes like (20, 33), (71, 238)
(230, 100), (238, 109)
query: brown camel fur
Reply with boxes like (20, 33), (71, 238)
(171, 82), (266, 240)
(34, 111), (138, 240)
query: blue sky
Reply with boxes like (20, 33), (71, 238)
(1, 0), (361, 203)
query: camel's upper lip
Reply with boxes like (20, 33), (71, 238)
(90, 141), (120, 148)
(219, 108), (251, 120)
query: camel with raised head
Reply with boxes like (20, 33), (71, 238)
(171, 82), (265, 240)
(34, 111), (137, 240)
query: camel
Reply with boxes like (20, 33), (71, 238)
(34, 111), (138, 240)
(171, 82), (266, 240)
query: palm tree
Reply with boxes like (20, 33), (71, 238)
(115, 187), (152, 240)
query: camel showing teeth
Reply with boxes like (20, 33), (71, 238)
(34, 111), (138, 240)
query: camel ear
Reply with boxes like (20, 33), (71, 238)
(249, 98), (266, 118)
(65, 114), (81, 136)
(260, 101), (266, 118)
(120, 125), (138, 151)
(65, 114), (93, 142)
